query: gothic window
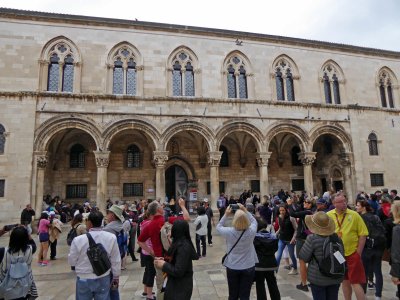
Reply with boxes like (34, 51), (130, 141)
(273, 57), (296, 101)
(0, 124), (5, 154)
(225, 56), (248, 99)
(70, 144), (85, 168)
(219, 145), (229, 167)
(171, 51), (195, 96)
(291, 146), (302, 166)
(112, 47), (137, 95)
(127, 145), (141, 168)
(46, 42), (76, 92)
(368, 133), (378, 156)
(321, 63), (342, 104)
(378, 70), (395, 108)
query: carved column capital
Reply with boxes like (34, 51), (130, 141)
(153, 151), (169, 167)
(94, 151), (110, 168)
(339, 152), (352, 166)
(36, 156), (48, 169)
(298, 152), (317, 165)
(256, 152), (272, 167)
(208, 151), (222, 167)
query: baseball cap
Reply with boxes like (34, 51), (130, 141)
(203, 198), (209, 203)
(316, 198), (327, 205)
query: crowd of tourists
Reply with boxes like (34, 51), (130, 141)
(0, 188), (399, 300)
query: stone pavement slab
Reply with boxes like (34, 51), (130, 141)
(0, 222), (398, 299)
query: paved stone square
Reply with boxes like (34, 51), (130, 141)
(0, 223), (398, 299)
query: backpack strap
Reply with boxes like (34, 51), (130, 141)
(86, 233), (96, 247)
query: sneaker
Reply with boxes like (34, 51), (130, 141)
(209, 243), (213, 247)
(375, 297), (381, 300)
(296, 283), (309, 292)
(368, 282), (375, 290)
(284, 264), (292, 270)
(288, 268), (298, 275)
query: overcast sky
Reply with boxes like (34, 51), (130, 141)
(2, 0), (399, 51)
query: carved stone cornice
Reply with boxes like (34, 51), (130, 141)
(153, 151), (169, 167)
(35, 151), (48, 169)
(208, 151), (222, 167)
(93, 150), (110, 168)
(256, 152), (272, 167)
(136, 65), (144, 71)
(298, 152), (317, 166)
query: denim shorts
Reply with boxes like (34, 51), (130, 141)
(39, 232), (49, 243)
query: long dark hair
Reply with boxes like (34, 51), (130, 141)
(71, 213), (83, 227)
(168, 220), (198, 261)
(40, 212), (48, 220)
(8, 226), (29, 253)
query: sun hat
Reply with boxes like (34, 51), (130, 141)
(203, 198), (209, 203)
(107, 204), (125, 222)
(304, 211), (335, 236)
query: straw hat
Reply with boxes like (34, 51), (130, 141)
(107, 204), (125, 222)
(304, 211), (335, 236)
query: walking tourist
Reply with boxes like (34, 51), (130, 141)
(37, 212), (51, 266)
(68, 211), (121, 300)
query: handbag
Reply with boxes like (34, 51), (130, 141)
(221, 230), (245, 265)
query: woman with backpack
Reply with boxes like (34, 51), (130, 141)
(356, 200), (386, 299)
(0, 226), (38, 300)
(298, 212), (345, 300)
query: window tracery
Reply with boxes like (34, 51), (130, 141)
(112, 47), (137, 95)
(322, 63), (341, 104)
(378, 70), (395, 108)
(226, 56), (248, 99)
(273, 58), (295, 101)
(127, 145), (141, 168)
(47, 42), (76, 92)
(171, 51), (195, 96)
(368, 133), (378, 156)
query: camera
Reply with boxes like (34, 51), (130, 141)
(230, 204), (239, 212)
(4, 224), (18, 231)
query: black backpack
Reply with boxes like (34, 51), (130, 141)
(66, 224), (79, 246)
(362, 214), (386, 249)
(313, 234), (346, 279)
(86, 233), (111, 276)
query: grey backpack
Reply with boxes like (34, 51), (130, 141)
(0, 248), (32, 300)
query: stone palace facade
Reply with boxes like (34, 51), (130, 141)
(0, 8), (400, 221)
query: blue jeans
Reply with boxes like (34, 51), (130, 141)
(362, 249), (383, 297)
(310, 283), (340, 300)
(226, 267), (255, 300)
(76, 274), (110, 300)
(275, 239), (297, 270)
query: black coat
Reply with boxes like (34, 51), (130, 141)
(162, 239), (198, 300)
(254, 230), (278, 271)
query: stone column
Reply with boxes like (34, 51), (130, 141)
(299, 152), (316, 197)
(208, 151), (222, 210)
(94, 151), (110, 214)
(153, 151), (169, 203)
(340, 152), (354, 204)
(34, 152), (48, 218)
(256, 152), (272, 197)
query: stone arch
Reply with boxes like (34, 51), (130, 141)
(102, 118), (160, 151)
(271, 54), (300, 77)
(165, 156), (196, 180)
(107, 41), (143, 66)
(271, 54), (300, 101)
(215, 121), (264, 152)
(40, 36), (82, 63)
(34, 114), (102, 151)
(161, 119), (215, 151)
(265, 121), (309, 152)
(320, 59), (345, 81)
(309, 124), (353, 153)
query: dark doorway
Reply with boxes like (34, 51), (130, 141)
(165, 165), (188, 201)
(334, 180), (343, 192)
(321, 178), (327, 193)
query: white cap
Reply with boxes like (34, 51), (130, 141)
(203, 198), (209, 202)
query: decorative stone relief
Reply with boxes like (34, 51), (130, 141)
(208, 151), (222, 167)
(153, 151), (169, 167)
(36, 155), (48, 169)
(94, 151), (110, 168)
(256, 152), (272, 167)
(298, 152), (316, 165)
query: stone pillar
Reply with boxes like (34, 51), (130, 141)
(208, 151), (222, 210)
(340, 152), (354, 204)
(153, 151), (169, 203)
(299, 152), (316, 197)
(94, 151), (110, 214)
(34, 152), (48, 218)
(256, 152), (272, 197)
